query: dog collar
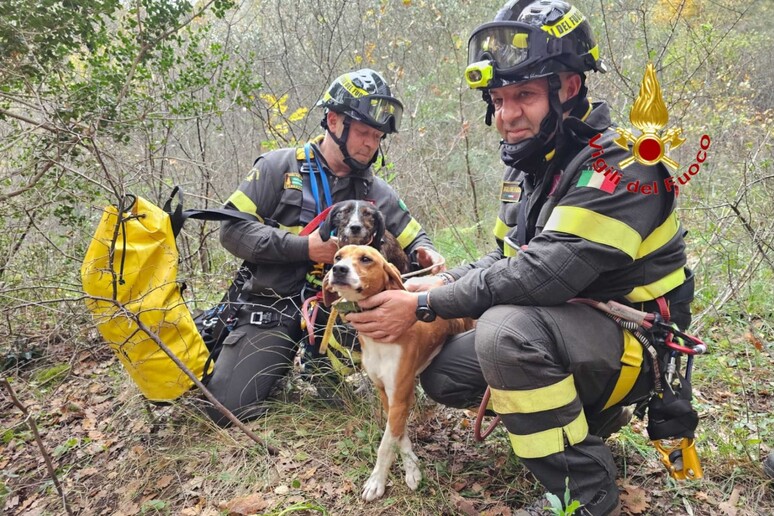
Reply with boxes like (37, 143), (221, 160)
(333, 300), (361, 315)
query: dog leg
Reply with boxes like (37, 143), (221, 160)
(390, 376), (421, 491)
(399, 432), (421, 490)
(362, 421), (396, 501)
(362, 384), (394, 501)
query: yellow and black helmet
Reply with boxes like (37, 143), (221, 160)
(465, 0), (605, 90)
(317, 69), (404, 134)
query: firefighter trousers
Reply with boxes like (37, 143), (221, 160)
(203, 296), (302, 426)
(420, 302), (655, 516)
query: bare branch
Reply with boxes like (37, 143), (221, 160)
(1, 379), (74, 515)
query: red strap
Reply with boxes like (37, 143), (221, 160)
(655, 296), (671, 323)
(299, 205), (334, 236)
(474, 387), (501, 442)
(301, 291), (324, 346)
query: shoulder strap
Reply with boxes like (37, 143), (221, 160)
(163, 186), (261, 238)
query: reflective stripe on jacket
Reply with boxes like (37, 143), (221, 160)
(433, 101), (688, 318)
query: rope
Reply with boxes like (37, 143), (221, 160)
(400, 255), (446, 280)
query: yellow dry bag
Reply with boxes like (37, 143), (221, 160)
(81, 188), (255, 401)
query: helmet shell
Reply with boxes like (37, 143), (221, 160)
(468, 0), (604, 90)
(317, 69), (403, 134)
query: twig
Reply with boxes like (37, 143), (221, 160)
(1, 378), (74, 515)
(113, 300), (280, 455)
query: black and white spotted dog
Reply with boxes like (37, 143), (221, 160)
(319, 200), (410, 274)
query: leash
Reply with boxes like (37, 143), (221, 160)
(400, 255), (446, 280)
(320, 300), (362, 354)
(301, 292), (322, 347)
(299, 205), (334, 237)
(474, 387), (501, 442)
(319, 306), (336, 355)
(298, 208), (336, 347)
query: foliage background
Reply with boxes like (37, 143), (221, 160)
(1, 0), (773, 514)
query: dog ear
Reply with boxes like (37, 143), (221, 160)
(321, 270), (340, 306)
(384, 262), (405, 292)
(319, 203), (341, 242)
(371, 206), (386, 251)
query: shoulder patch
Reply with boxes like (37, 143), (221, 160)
(284, 172), (303, 191)
(576, 168), (619, 194)
(500, 181), (521, 202)
(246, 167), (260, 182)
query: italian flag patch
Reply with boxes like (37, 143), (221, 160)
(576, 168), (618, 194)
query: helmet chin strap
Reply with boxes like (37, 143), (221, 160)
(321, 115), (377, 172)
(499, 75), (585, 169)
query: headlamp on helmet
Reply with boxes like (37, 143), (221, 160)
(465, 1), (604, 91)
(465, 61), (495, 89)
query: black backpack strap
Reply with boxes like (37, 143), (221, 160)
(163, 186), (264, 237)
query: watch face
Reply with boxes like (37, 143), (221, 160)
(417, 308), (434, 322)
(416, 293), (436, 322)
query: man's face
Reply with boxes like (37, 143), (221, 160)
(343, 118), (384, 164)
(328, 112), (384, 166)
(490, 78), (550, 144)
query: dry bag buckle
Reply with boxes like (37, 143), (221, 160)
(250, 311), (278, 326)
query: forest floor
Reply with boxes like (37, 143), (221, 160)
(2, 320), (773, 516)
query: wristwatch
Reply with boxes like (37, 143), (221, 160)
(415, 292), (437, 323)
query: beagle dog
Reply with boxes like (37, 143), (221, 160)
(322, 245), (472, 501)
(319, 200), (410, 273)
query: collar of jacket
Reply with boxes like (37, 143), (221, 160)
(563, 100), (612, 143)
(295, 135), (375, 185)
(521, 100), (612, 178)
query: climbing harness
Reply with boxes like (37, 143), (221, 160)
(473, 297), (707, 480)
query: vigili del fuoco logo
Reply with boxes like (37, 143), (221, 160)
(585, 62), (711, 196)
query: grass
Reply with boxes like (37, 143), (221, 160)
(2, 269), (774, 514)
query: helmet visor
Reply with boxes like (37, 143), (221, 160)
(350, 95), (404, 133)
(468, 22), (558, 81)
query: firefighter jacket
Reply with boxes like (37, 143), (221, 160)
(220, 137), (434, 297)
(431, 100), (689, 319)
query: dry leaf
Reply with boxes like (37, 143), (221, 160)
(156, 474), (174, 489)
(450, 491), (479, 516)
(80, 467), (99, 477)
(620, 484), (650, 514)
(744, 331), (765, 351)
(115, 501), (140, 516)
(481, 504), (511, 516)
(299, 466), (318, 480)
(452, 479), (468, 492)
(221, 493), (270, 515)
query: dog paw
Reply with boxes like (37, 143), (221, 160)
(404, 461), (422, 491)
(362, 476), (386, 501)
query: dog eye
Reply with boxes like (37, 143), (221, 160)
(360, 255), (373, 264)
(333, 255), (341, 262)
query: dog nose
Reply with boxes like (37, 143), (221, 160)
(348, 224), (362, 235)
(332, 263), (349, 276)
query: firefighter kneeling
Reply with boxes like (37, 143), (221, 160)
(347, 1), (705, 514)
